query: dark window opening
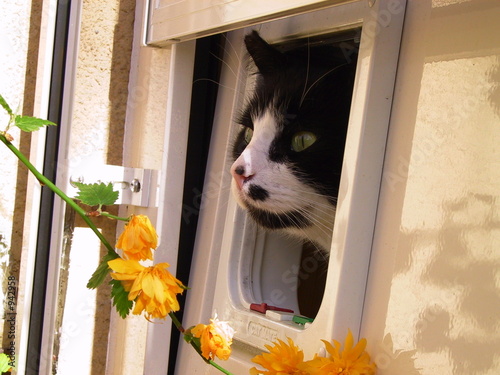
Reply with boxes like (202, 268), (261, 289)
(167, 33), (225, 375)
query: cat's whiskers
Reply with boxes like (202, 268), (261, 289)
(277, 209), (312, 237)
(291, 192), (337, 212)
(193, 78), (237, 92)
(278, 208), (332, 254)
(289, 207), (335, 235)
(220, 33), (242, 69)
(208, 34), (242, 79)
(271, 198), (334, 243)
(299, 38), (311, 110)
(299, 64), (348, 107)
(192, 33), (251, 94)
(297, 208), (334, 236)
(286, 190), (337, 218)
(293, 204), (334, 234)
(286, 196), (336, 236)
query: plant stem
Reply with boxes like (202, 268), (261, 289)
(168, 312), (235, 375)
(169, 312), (184, 332)
(188, 341), (235, 375)
(99, 211), (130, 222)
(0, 134), (116, 254)
(3, 132), (235, 375)
(207, 360), (234, 375)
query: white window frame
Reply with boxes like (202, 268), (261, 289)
(22, 2), (83, 374)
(145, 0), (406, 373)
(146, 0), (361, 46)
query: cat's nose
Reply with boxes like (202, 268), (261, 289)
(231, 164), (254, 190)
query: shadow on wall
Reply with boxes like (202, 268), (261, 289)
(107, 0), (135, 166)
(373, 333), (420, 375)
(487, 56), (500, 118)
(398, 193), (500, 375)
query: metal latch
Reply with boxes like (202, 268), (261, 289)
(68, 165), (159, 207)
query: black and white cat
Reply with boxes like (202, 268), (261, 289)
(230, 31), (356, 252)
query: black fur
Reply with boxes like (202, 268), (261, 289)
(231, 31), (357, 244)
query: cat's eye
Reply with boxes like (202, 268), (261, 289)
(243, 127), (253, 144)
(291, 131), (317, 152)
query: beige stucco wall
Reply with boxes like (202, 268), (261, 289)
(65, 0), (172, 374)
(1, 0), (171, 373)
(0, 0), (32, 281)
(0, 0), (39, 361)
(56, 0), (170, 374)
(362, 1), (500, 374)
(102, 1), (172, 374)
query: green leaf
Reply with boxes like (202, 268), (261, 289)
(183, 332), (200, 348)
(0, 352), (12, 372)
(182, 326), (200, 345)
(73, 182), (119, 206)
(15, 115), (56, 132)
(110, 279), (133, 319)
(86, 251), (119, 289)
(0, 94), (13, 115)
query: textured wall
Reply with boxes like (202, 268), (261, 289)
(63, 0), (172, 373)
(69, 0), (134, 167)
(0, 0), (32, 275)
(0, 0), (38, 358)
(106, 1), (172, 373)
(55, 0), (137, 374)
(362, 1), (500, 374)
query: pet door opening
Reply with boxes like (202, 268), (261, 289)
(231, 30), (360, 320)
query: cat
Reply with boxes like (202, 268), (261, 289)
(230, 31), (357, 253)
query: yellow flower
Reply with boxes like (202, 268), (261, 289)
(116, 215), (158, 261)
(108, 258), (185, 320)
(191, 315), (235, 361)
(298, 330), (376, 375)
(250, 337), (306, 375)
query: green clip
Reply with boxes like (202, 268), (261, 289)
(292, 315), (314, 325)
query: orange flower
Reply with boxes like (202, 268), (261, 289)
(298, 330), (376, 375)
(116, 215), (158, 261)
(191, 315), (235, 361)
(108, 258), (185, 320)
(250, 337), (307, 375)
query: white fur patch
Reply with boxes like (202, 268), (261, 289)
(230, 108), (334, 250)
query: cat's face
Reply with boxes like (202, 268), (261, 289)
(230, 31), (356, 251)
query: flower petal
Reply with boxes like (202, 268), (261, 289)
(108, 259), (184, 319)
(116, 215), (158, 261)
(108, 258), (144, 274)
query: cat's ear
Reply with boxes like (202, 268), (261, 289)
(244, 31), (285, 75)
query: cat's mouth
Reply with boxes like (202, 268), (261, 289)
(231, 179), (262, 207)
(232, 178), (270, 208)
(231, 179), (313, 229)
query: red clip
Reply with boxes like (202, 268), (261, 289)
(250, 303), (294, 314)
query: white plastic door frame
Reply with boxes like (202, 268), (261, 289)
(146, 0), (406, 373)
